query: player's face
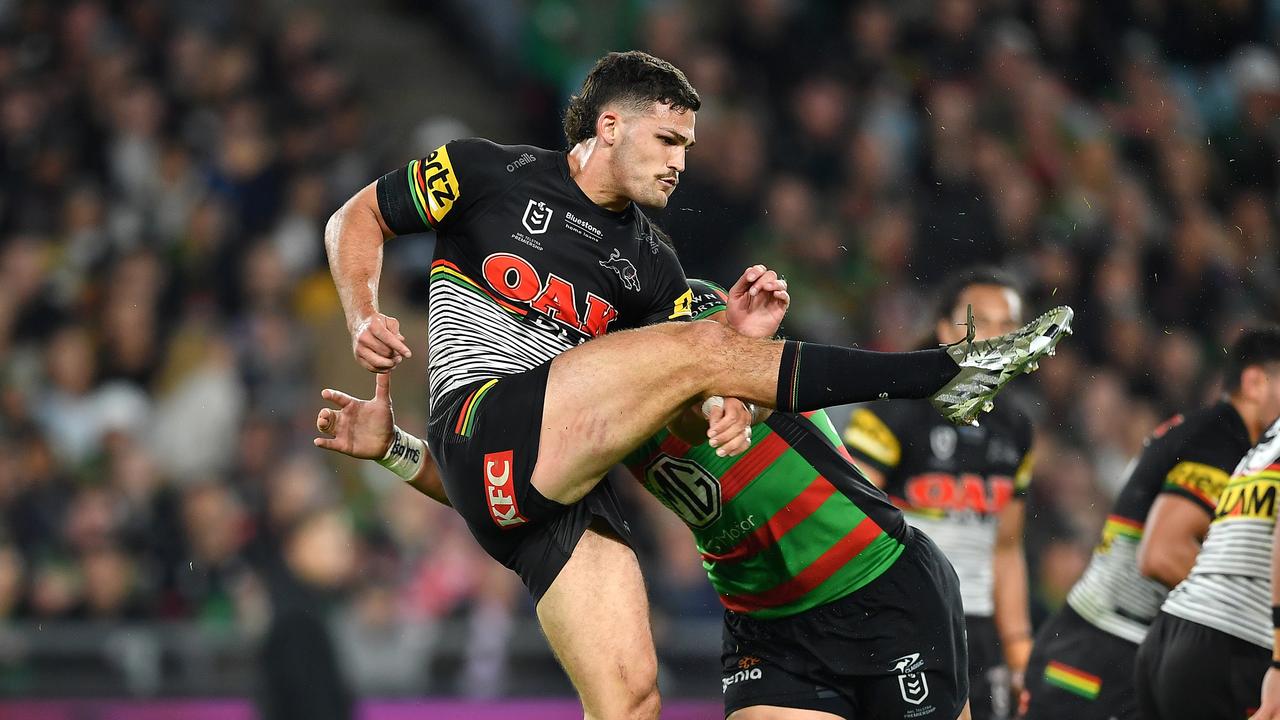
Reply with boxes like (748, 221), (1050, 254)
(613, 101), (695, 208)
(937, 284), (1023, 344)
(1254, 364), (1280, 427)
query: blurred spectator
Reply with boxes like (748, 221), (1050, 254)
(259, 507), (354, 720)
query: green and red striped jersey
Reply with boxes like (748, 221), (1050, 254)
(623, 409), (908, 619)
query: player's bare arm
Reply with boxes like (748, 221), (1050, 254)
(993, 496), (1032, 690)
(324, 182), (414, 373)
(1138, 494), (1211, 588)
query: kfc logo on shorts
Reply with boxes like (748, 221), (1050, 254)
(484, 450), (527, 528)
(522, 199), (553, 235)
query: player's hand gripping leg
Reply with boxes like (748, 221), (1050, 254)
(705, 397), (754, 457)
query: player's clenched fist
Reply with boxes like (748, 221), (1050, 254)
(351, 312), (413, 373)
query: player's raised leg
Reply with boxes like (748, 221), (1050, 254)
(530, 295), (1073, 505)
(537, 523), (659, 720)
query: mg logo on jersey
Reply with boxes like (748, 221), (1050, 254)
(891, 653), (930, 706)
(644, 455), (722, 528)
(522, 199), (553, 234)
(484, 450), (526, 528)
(904, 473), (1015, 515)
(600, 248), (640, 292)
(482, 253), (619, 338)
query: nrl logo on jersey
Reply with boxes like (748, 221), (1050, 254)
(523, 199), (553, 235)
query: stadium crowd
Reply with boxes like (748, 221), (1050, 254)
(0, 0), (1279, 698)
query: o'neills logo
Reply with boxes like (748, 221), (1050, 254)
(506, 153), (536, 172)
(484, 450), (526, 528)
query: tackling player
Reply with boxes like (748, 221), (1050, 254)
(841, 269), (1036, 720)
(316, 280), (975, 720)
(325, 50), (1071, 718)
(1021, 328), (1280, 720)
(1134, 330), (1280, 720)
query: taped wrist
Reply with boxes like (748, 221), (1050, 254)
(377, 426), (427, 481)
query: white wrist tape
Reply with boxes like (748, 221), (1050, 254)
(377, 426), (427, 482)
(702, 396), (758, 421)
(701, 396), (725, 418)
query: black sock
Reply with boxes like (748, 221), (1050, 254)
(775, 341), (960, 413)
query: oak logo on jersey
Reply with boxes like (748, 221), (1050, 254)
(904, 472), (1015, 515)
(522, 199), (554, 234)
(483, 450), (527, 528)
(482, 253), (620, 339)
(644, 454), (722, 528)
(600, 248), (640, 292)
(1214, 476), (1280, 522)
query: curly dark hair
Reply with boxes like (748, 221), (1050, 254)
(562, 51), (701, 146)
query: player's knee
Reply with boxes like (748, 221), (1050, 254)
(628, 681), (661, 720)
(615, 655), (659, 720)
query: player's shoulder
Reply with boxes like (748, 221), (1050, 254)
(1151, 401), (1250, 468)
(1167, 401), (1245, 446)
(445, 138), (559, 176)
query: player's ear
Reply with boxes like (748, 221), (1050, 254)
(597, 110), (620, 146)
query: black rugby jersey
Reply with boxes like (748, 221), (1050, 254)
(376, 139), (693, 412)
(1067, 400), (1251, 642)
(841, 399), (1034, 616)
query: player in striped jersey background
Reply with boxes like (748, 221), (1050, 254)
(1135, 332), (1280, 720)
(1021, 328), (1280, 720)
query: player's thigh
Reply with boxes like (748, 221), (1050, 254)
(728, 706), (844, 720)
(533, 320), (778, 503)
(536, 522), (659, 719)
(532, 321), (710, 502)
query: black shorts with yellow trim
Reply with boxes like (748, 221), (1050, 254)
(427, 362), (633, 603)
